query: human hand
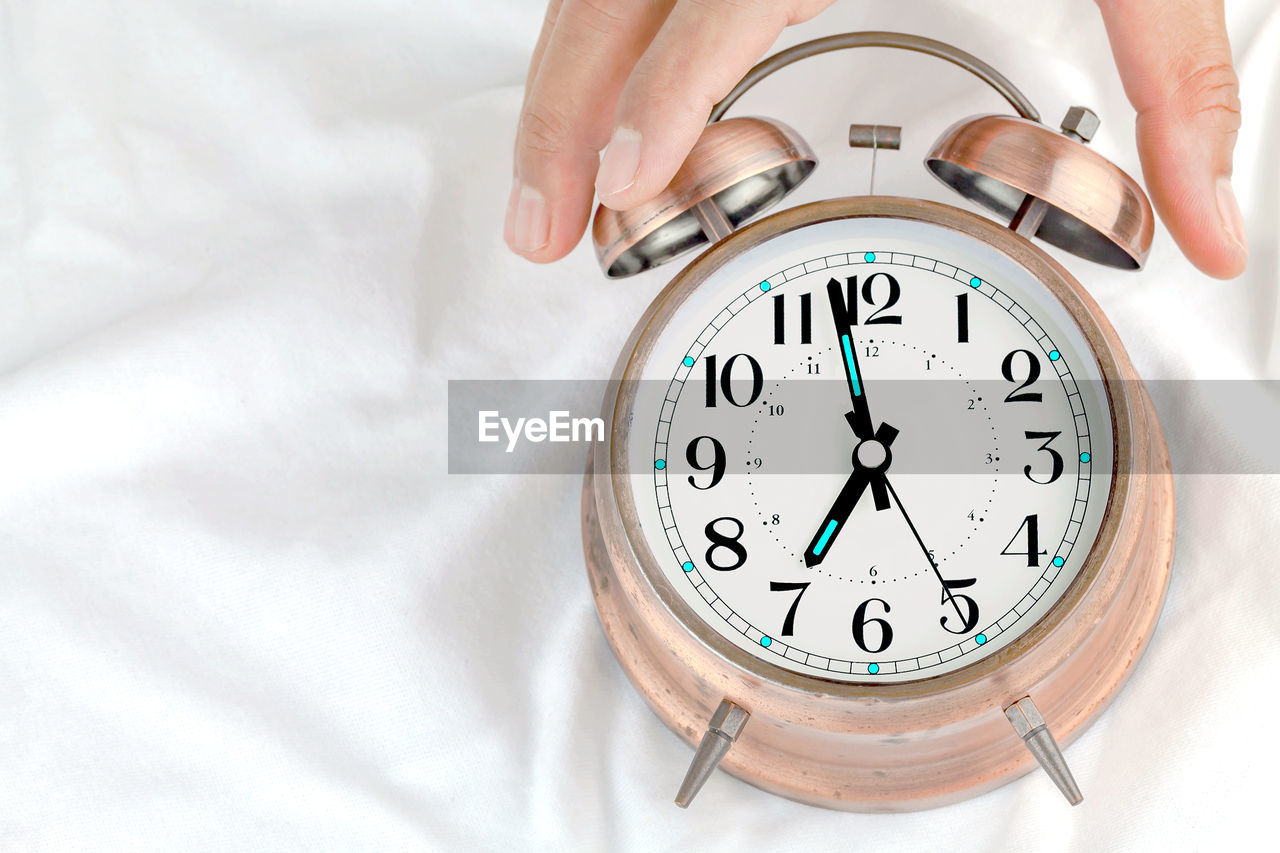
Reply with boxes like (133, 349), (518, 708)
(505, 0), (1246, 278)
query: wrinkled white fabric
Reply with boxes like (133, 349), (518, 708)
(1, 1), (1277, 850)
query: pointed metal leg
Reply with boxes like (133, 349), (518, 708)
(1004, 696), (1083, 806)
(674, 700), (750, 808)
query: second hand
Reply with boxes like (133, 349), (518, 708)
(882, 476), (967, 623)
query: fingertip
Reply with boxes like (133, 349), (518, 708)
(595, 115), (707, 213)
(502, 180), (520, 249)
(1157, 194), (1248, 280)
(1191, 243), (1248, 281)
(506, 181), (551, 255)
(1134, 104), (1247, 279)
(595, 127), (642, 206)
(595, 126), (696, 213)
(502, 178), (592, 264)
(511, 226), (585, 265)
(504, 127), (598, 263)
(1181, 238), (1248, 280)
(1212, 176), (1249, 276)
(1138, 159), (1249, 280)
(1096, 0), (1246, 278)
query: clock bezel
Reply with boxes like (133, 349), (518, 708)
(607, 195), (1130, 699)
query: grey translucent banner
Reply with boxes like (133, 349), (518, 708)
(447, 379), (1280, 475)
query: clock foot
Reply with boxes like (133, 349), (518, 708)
(674, 700), (750, 808)
(1004, 696), (1083, 806)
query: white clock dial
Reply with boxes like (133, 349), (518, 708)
(623, 215), (1114, 683)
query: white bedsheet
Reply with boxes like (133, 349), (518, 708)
(2, 1), (1277, 849)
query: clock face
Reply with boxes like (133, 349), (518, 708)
(621, 211), (1114, 683)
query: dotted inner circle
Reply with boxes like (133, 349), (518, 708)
(650, 250), (1097, 679)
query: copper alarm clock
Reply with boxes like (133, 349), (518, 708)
(579, 32), (1173, 811)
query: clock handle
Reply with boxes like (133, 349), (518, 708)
(709, 31), (1040, 124)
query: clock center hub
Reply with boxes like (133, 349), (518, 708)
(854, 438), (889, 471)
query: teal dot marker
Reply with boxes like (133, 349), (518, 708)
(682, 561), (694, 572)
(868, 662), (880, 674)
(1080, 452), (1091, 463)
(760, 636), (772, 648)
(864, 252), (876, 262)
(682, 356), (695, 367)
(976, 633), (988, 645)
(970, 276), (981, 288)
(654, 459), (666, 470)
(759, 281), (771, 292)
(1049, 350), (1061, 361)
(1053, 556), (1065, 567)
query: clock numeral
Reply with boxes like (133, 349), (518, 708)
(851, 597), (893, 653)
(1001, 513), (1048, 567)
(827, 273), (902, 327)
(1001, 349), (1043, 403)
(1023, 430), (1065, 485)
(704, 516), (747, 571)
(685, 436), (726, 490)
(772, 293), (812, 345)
(769, 581), (810, 636)
(861, 274), (902, 325)
(939, 578), (980, 634)
(704, 353), (763, 408)
(956, 292), (970, 343)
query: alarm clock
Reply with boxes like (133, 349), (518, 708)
(579, 32), (1173, 812)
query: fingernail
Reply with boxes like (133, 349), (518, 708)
(1216, 177), (1248, 254)
(512, 182), (550, 253)
(503, 180), (520, 246)
(596, 127), (642, 201)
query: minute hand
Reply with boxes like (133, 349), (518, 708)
(827, 277), (874, 441)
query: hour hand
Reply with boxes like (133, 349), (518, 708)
(804, 469), (872, 568)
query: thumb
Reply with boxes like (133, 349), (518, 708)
(1096, 0), (1246, 278)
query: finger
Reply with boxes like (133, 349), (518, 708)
(506, 0), (564, 251)
(1096, 0), (1246, 278)
(506, 0), (674, 262)
(523, 0), (563, 103)
(595, 0), (834, 210)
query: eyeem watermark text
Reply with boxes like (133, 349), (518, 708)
(478, 410), (604, 453)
